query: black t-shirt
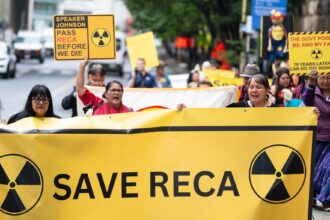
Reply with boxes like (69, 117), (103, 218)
(7, 111), (61, 124)
(226, 101), (278, 108)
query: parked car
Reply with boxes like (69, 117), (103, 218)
(13, 31), (46, 63)
(42, 28), (54, 56)
(89, 31), (127, 77)
(0, 41), (17, 78)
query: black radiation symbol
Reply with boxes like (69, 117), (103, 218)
(311, 49), (322, 60)
(0, 154), (43, 216)
(92, 28), (111, 47)
(249, 145), (306, 204)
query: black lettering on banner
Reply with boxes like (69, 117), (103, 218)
(213, 80), (221, 87)
(56, 30), (76, 36)
(73, 173), (95, 199)
(53, 174), (71, 200)
(71, 51), (82, 56)
(57, 51), (69, 57)
(57, 44), (87, 50)
(217, 171), (239, 196)
(150, 172), (169, 197)
(174, 171), (190, 197)
(97, 173), (117, 198)
(122, 172), (138, 198)
(194, 171), (215, 197)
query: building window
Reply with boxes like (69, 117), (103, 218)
(34, 2), (56, 15)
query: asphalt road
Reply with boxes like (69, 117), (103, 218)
(0, 57), (131, 120)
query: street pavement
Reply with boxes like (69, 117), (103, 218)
(0, 57), (131, 120)
(313, 206), (330, 220)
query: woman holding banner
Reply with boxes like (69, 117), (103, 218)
(76, 59), (133, 115)
(227, 74), (277, 108)
(303, 70), (330, 211)
(7, 85), (60, 124)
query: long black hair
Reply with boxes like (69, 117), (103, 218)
(24, 85), (56, 117)
(275, 67), (293, 90)
(274, 68), (293, 105)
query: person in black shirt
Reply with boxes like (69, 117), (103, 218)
(61, 64), (106, 117)
(8, 85), (60, 124)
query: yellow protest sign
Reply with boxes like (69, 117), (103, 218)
(203, 68), (236, 78)
(203, 69), (272, 87)
(0, 108), (316, 220)
(54, 15), (116, 60)
(288, 31), (330, 75)
(126, 32), (159, 69)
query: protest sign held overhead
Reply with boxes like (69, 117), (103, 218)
(126, 32), (159, 69)
(288, 31), (330, 75)
(54, 15), (116, 60)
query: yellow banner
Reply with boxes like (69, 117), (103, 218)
(288, 31), (330, 75)
(126, 32), (159, 69)
(0, 109), (316, 219)
(203, 69), (236, 78)
(203, 69), (272, 87)
(54, 15), (116, 60)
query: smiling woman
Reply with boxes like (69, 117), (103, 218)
(76, 59), (133, 115)
(7, 85), (61, 124)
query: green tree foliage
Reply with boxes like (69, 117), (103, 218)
(125, 0), (306, 67)
(125, 0), (242, 43)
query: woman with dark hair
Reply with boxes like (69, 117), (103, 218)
(227, 74), (277, 107)
(7, 85), (60, 124)
(187, 71), (200, 88)
(77, 59), (133, 115)
(271, 67), (294, 106)
(303, 70), (330, 211)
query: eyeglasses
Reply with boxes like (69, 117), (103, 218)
(318, 76), (330, 81)
(109, 89), (123, 94)
(32, 97), (49, 104)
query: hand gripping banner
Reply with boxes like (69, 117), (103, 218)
(0, 108), (316, 220)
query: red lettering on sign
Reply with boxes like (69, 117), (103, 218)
(57, 37), (77, 43)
